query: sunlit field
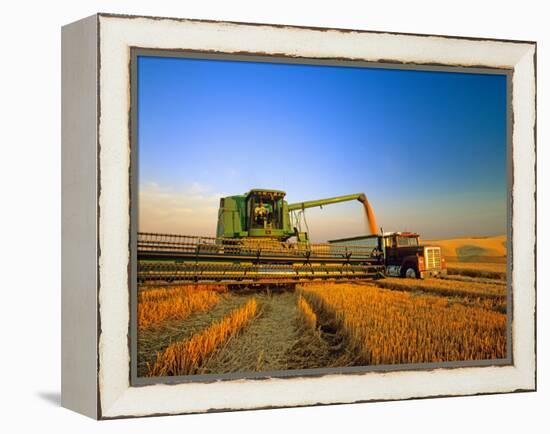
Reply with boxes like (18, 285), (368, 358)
(137, 261), (508, 377)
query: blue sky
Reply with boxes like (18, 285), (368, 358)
(137, 55), (507, 241)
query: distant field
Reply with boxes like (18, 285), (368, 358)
(425, 235), (506, 263)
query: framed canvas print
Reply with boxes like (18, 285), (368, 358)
(61, 13), (536, 419)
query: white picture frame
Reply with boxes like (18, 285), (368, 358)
(61, 13), (536, 419)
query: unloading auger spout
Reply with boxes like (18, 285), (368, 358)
(288, 192), (378, 236)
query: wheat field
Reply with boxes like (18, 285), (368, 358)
(146, 298), (258, 376)
(137, 285), (225, 329)
(374, 277), (507, 312)
(425, 235), (506, 261)
(137, 261), (508, 376)
(302, 283), (506, 365)
(297, 295), (317, 330)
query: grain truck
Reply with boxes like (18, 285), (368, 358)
(329, 232), (447, 279)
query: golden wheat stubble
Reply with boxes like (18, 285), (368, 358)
(297, 295), (317, 330)
(137, 285), (224, 329)
(303, 284), (506, 365)
(147, 298), (258, 376)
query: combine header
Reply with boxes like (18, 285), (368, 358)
(137, 189), (384, 285)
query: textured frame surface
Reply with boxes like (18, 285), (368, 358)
(63, 13), (536, 419)
(61, 14), (99, 419)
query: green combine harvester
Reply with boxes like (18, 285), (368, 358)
(137, 189), (384, 285)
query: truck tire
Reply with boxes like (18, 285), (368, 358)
(405, 267), (417, 278)
(402, 266), (418, 279)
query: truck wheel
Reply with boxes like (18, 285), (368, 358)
(404, 267), (417, 279)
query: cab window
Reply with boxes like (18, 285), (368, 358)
(397, 236), (419, 247)
(248, 195), (282, 229)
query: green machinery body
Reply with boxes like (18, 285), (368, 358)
(216, 189), (367, 243)
(137, 189), (382, 284)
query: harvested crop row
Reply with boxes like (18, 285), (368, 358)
(303, 284), (506, 365)
(138, 285), (222, 329)
(297, 295), (317, 330)
(373, 278), (506, 313)
(447, 262), (506, 280)
(147, 298), (258, 376)
(139, 284), (227, 303)
(375, 277), (505, 299)
(438, 274), (507, 286)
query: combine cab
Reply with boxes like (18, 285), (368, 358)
(138, 189), (384, 285)
(329, 232), (447, 279)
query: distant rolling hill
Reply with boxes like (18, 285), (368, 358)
(423, 235), (507, 263)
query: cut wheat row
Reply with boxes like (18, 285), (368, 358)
(446, 262), (506, 280)
(374, 278), (507, 312)
(139, 284), (227, 303)
(147, 298), (258, 376)
(137, 285), (224, 329)
(303, 284), (506, 365)
(297, 295), (317, 330)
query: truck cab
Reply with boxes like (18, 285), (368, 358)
(381, 232), (446, 279)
